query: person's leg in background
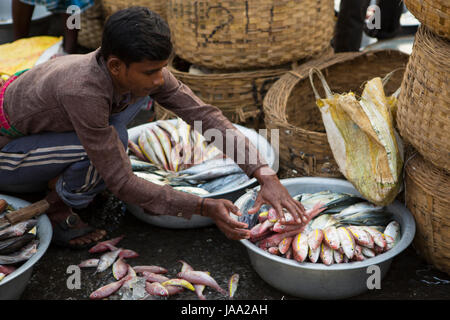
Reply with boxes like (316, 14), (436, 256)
(333, 0), (371, 52)
(365, 0), (404, 40)
(60, 13), (79, 54)
(12, 0), (34, 40)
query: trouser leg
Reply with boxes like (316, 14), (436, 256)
(333, 0), (371, 52)
(0, 97), (150, 208)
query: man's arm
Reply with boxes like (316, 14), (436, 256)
(151, 69), (307, 224)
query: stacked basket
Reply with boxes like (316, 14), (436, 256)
(102, 0), (166, 20)
(398, 1), (450, 275)
(263, 50), (409, 177)
(154, 0), (336, 129)
(78, 0), (105, 50)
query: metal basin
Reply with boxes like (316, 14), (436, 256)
(126, 121), (276, 229)
(233, 177), (416, 300)
(0, 194), (52, 300)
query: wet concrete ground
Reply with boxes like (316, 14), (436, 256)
(11, 110), (450, 300)
(20, 208), (450, 300)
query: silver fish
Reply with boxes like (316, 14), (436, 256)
(173, 186), (209, 196)
(96, 248), (121, 273)
(0, 220), (38, 240)
(334, 202), (384, 219)
(199, 173), (249, 193)
(384, 221), (401, 244)
(0, 240), (38, 264)
(0, 233), (35, 255)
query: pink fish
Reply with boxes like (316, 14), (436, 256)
(333, 249), (344, 264)
(268, 247), (280, 255)
(363, 227), (386, 249)
(121, 266), (138, 289)
(178, 261), (207, 300)
(278, 237), (294, 255)
(118, 249), (139, 259)
(249, 229), (274, 243)
(177, 270), (226, 295)
(141, 271), (170, 283)
(374, 244), (385, 254)
(384, 234), (395, 250)
(337, 227), (355, 260)
(257, 211), (269, 223)
(112, 258), (128, 280)
(259, 227), (306, 249)
(353, 245), (366, 261)
(361, 247), (376, 258)
(228, 273), (239, 299)
(307, 229), (324, 251)
(145, 282), (169, 297)
(89, 235), (125, 253)
(89, 279), (125, 300)
(347, 226), (374, 249)
(161, 279), (195, 291)
(78, 259), (99, 268)
(285, 247), (293, 260)
(323, 226), (341, 250)
(272, 222), (303, 233)
(308, 245), (321, 263)
(128, 140), (147, 162)
(0, 265), (16, 275)
(320, 243), (334, 265)
(292, 232), (308, 263)
(267, 208), (278, 222)
(133, 265), (168, 274)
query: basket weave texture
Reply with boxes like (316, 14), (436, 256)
(405, 151), (450, 275)
(397, 25), (450, 171)
(166, 0), (335, 70)
(102, 0), (166, 20)
(155, 56), (294, 129)
(78, 0), (104, 50)
(263, 50), (409, 177)
(404, 0), (450, 40)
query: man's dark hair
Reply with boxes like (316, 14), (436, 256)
(101, 6), (172, 65)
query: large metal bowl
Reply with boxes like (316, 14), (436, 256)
(0, 194), (52, 300)
(233, 177), (416, 300)
(126, 121), (276, 229)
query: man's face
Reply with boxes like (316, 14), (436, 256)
(108, 57), (169, 97)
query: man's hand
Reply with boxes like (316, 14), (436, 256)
(201, 198), (251, 240)
(248, 166), (307, 224)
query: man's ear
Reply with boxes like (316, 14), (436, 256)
(106, 56), (124, 76)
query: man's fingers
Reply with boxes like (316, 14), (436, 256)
(224, 200), (242, 217)
(272, 203), (285, 223)
(216, 221), (251, 240)
(283, 200), (302, 224)
(219, 206), (248, 229)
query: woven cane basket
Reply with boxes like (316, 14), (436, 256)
(154, 55), (293, 129)
(166, 0), (335, 70)
(78, 0), (104, 49)
(404, 0), (450, 40)
(397, 26), (450, 171)
(405, 151), (450, 275)
(102, 0), (166, 20)
(263, 50), (409, 177)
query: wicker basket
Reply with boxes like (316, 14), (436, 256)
(78, 0), (104, 50)
(166, 0), (335, 70)
(404, 0), (450, 40)
(154, 55), (294, 129)
(405, 151), (450, 275)
(102, 0), (166, 20)
(263, 50), (409, 177)
(397, 26), (450, 171)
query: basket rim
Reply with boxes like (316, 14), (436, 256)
(263, 49), (410, 135)
(168, 55), (292, 80)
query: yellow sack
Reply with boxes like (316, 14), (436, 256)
(0, 36), (62, 76)
(309, 68), (403, 206)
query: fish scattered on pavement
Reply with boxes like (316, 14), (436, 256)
(88, 235), (125, 253)
(78, 259), (99, 268)
(228, 274), (239, 299)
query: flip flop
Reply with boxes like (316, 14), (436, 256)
(50, 212), (106, 249)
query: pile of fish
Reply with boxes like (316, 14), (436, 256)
(240, 191), (401, 265)
(0, 199), (39, 282)
(128, 118), (249, 195)
(79, 236), (239, 300)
